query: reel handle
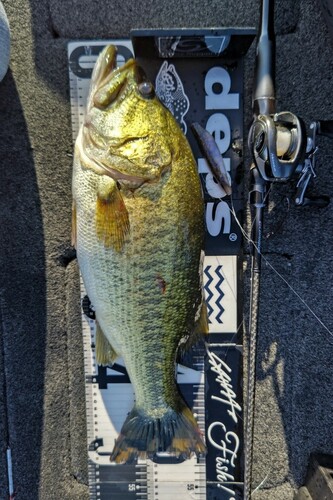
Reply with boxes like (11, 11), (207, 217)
(316, 120), (333, 139)
(300, 195), (330, 208)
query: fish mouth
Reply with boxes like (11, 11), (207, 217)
(94, 45), (118, 89)
(92, 46), (134, 94)
(92, 46), (149, 110)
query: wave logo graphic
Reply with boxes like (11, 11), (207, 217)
(204, 264), (225, 326)
(155, 61), (190, 134)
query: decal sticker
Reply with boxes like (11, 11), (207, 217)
(203, 255), (238, 334)
(155, 61), (190, 133)
(157, 36), (182, 58)
(156, 34), (231, 58)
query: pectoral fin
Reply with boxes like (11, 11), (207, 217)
(96, 176), (130, 252)
(95, 321), (118, 366)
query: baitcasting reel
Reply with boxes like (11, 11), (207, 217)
(249, 111), (330, 207)
(249, 111), (306, 182)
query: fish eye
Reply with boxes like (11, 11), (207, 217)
(138, 81), (155, 99)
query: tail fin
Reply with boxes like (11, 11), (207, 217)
(110, 405), (206, 463)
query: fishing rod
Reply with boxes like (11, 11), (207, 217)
(244, 0), (329, 498)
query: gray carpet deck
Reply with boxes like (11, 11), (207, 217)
(1, 0), (333, 498)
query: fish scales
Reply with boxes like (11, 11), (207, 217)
(73, 45), (207, 462)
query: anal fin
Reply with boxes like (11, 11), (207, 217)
(177, 301), (209, 362)
(95, 321), (118, 366)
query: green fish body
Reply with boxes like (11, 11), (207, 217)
(72, 46), (207, 462)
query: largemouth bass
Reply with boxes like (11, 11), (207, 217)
(72, 45), (207, 463)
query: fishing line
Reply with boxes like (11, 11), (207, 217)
(251, 470), (270, 495)
(228, 196), (333, 339)
(264, 196), (291, 240)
